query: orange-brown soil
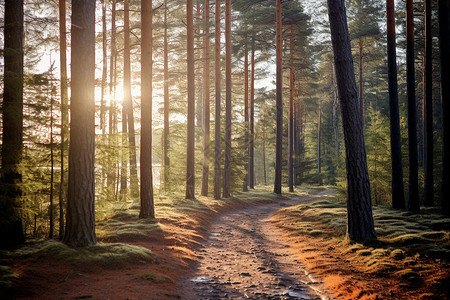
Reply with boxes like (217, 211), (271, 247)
(2, 190), (449, 299)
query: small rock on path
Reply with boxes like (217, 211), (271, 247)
(179, 190), (334, 299)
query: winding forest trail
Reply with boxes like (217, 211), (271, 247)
(178, 190), (334, 300)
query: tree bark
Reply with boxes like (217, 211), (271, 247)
(288, 27), (294, 192)
(214, 0), (221, 200)
(262, 120), (267, 186)
(64, 0), (96, 247)
(332, 62), (339, 159)
(186, 0), (196, 199)
(249, 41), (255, 189)
(274, 0), (283, 195)
(386, 0), (405, 209)
(223, 0), (232, 198)
(49, 84), (55, 239)
(318, 99), (322, 176)
(243, 38), (249, 192)
(59, 0), (68, 240)
(123, 0), (139, 196)
(140, 0), (155, 219)
(163, 0), (170, 192)
(439, 0), (450, 215)
(327, 0), (376, 242)
(108, 0), (117, 190)
(100, 0), (107, 135)
(0, 0), (25, 249)
(406, 0), (420, 211)
(423, 0), (433, 207)
(359, 37), (365, 126)
(202, 0), (211, 196)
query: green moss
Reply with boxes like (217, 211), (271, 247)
(12, 240), (154, 268)
(135, 271), (173, 283)
(0, 265), (18, 289)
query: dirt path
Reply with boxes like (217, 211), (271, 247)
(178, 190), (334, 300)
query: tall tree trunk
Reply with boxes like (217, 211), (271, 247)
(196, 2), (204, 130)
(274, 0), (283, 195)
(214, 0), (221, 199)
(386, 0), (405, 209)
(59, 0), (68, 240)
(140, 0), (155, 219)
(406, 0), (420, 211)
(440, 0), (450, 215)
(288, 26), (294, 192)
(121, 0), (129, 194)
(49, 84), (55, 239)
(1, 0), (25, 249)
(424, 0), (433, 207)
(64, 0), (96, 247)
(202, 0), (211, 196)
(223, 0), (232, 198)
(332, 62), (339, 159)
(318, 99), (322, 176)
(327, 0), (377, 242)
(100, 0), (107, 135)
(359, 37), (365, 126)
(163, 0), (170, 192)
(243, 38), (249, 192)
(186, 0), (196, 199)
(123, 0), (139, 196)
(249, 41), (255, 189)
(262, 120), (267, 186)
(121, 99), (128, 193)
(108, 0), (117, 190)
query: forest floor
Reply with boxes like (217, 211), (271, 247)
(1, 186), (449, 299)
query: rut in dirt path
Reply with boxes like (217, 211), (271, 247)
(179, 190), (334, 300)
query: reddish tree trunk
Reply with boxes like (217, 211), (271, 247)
(214, 0), (221, 199)
(406, 0), (420, 211)
(163, 0), (170, 191)
(123, 0), (138, 195)
(243, 40), (249, 192)
(140, 0), (155, 218)
(64, 0), (96, 247)
(223, 0), (232, 198)
(249, 43), (255, 189)
(186, 0), (196, 199)
(108, 0), (117, 190)
(288, 27), (294, 192)
(59, 0), (68, 240)
(202, 0), (211, 196)
(274, 0), (283, 195)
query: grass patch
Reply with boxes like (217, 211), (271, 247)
(8, 240), (154, 269)
(272, 191), (450, 294)
(135, 270), (173, 283)
(0, 265), (18, 289)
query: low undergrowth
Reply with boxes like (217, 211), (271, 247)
(1, 186), (319, 295)
(272, 193), (450, 299)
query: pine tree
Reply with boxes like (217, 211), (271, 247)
(223, 0), (232, 198)
(274, 0), (283, 195)
(327, 0), (377, 242)
(186, 0), (196, 199)
(140, 0), (155, 219)
(406, 0), (420, 211)
(64, 0), (96, 247)
(439, 0), (450, 215)
(1, 0), (25, 248)
(214, 0), (222, 199)
(386, 0), (405, 209)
